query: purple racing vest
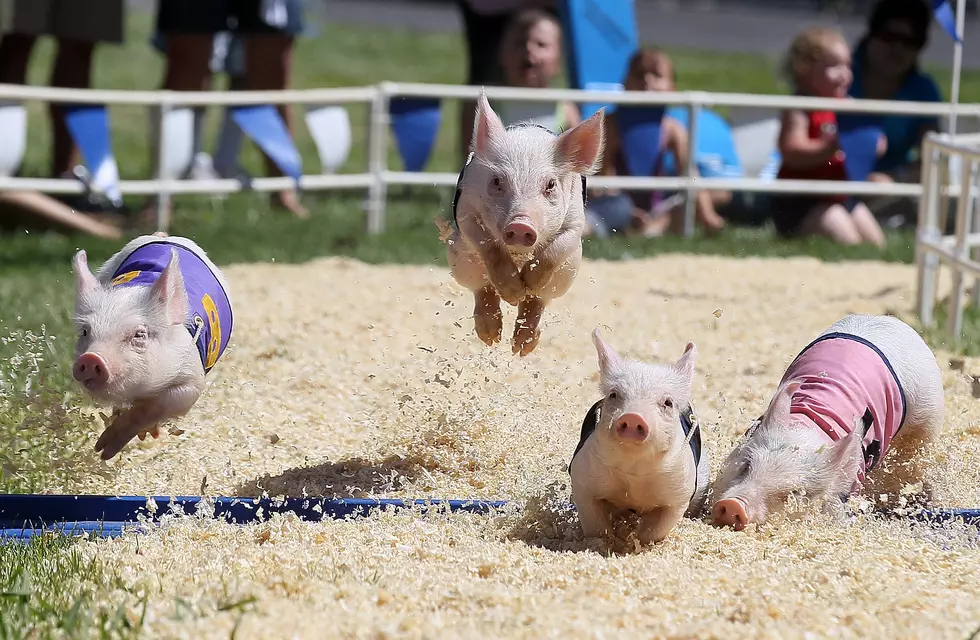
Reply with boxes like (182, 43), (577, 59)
(108, 240), (233, 374)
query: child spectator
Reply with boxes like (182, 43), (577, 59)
(495, 8), (579, 133)
(586, 48), (726, 237)
(772, 26), (886, 248)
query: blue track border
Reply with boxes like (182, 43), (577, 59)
(1, 494), (978, 542)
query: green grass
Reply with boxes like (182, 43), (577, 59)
(1, 7), (979, 634)
(0, 535), (145, 638)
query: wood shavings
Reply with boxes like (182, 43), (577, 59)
(60, 254), (980, 638)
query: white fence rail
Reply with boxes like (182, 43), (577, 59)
(0, 81), (976, 235)
(916, 131), (980, 343)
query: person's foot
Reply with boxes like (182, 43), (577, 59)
(271, 190), (309, 218)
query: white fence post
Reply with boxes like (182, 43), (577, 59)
(682, 96), (702, 238)
(366, 83), (390, 235)
(916, 137), (941, 327)
(947, 154), (978, 342)
(155, 92), (173, 233)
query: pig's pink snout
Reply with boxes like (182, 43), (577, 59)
(712, 497), (749, 531)
(503, 221), (537, 247)
(73, 352), (110, 391)
(615, 413), (649, 442)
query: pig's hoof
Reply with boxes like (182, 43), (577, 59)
(512, 324), (540, 357)
(475, 313), (502, 346)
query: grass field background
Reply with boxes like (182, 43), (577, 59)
(2, 5), (980, 634)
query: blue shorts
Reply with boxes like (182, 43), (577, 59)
(156, 0), (305, 37)
(585, 194), (636, 237)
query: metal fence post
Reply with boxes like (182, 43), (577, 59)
(682, 97), (701, 238)
(366, 84), (390, 235)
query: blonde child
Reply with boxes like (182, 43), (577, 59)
(587, 48), (726, 237)
(772, 26), (886, 247)
(495, 8), (580, 133)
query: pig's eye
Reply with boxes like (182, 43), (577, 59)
(608, 390), (618, 400)
(80, 328), (88, 337)
(545, 178), (557, 192)
(133, 329), (148, 341)
(663, 398), (674, 409)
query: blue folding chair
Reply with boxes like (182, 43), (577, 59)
(389, 97), (442, 173)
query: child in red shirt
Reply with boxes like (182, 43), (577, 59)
(772, 27), (886, 248)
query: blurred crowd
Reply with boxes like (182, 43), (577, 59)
(0, 0), (944, 246)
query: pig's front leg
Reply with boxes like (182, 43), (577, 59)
(512, 296), (545, 357)
(456, 214), (526, 306)
(447, 232), (504, 346)
(521, 228), (582, 299)
(95, 384), (202, 460)
(637, 505), (687, 545)
(576, 496), (613, 539)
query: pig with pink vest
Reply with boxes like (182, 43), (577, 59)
(440, 90), (605, 357)
(710, 313), (944, 531)
(71, 232), (234, 460)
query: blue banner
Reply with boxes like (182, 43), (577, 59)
(389, 97), (442, 173)
(230, 104), (303, 183)
(559, 0), (639, 119)
(932, 0), (961, 43)
(63, 105), (123, 206)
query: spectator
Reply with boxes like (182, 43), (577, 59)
(455, 0), (557, 161)
(772, 26), (886, 247)
(143, 0), (307, 222)
(850, 0), (940, 185)
(585, 48), (726, 238)
(495, 9), (579, 133)
(0, 0), (125, 180)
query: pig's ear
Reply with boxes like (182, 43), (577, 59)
(555, 107), (605, 174)
(591, 327), (621, 374)
(471, 89), (504, 156)
(822, 426), (865, 482)
(672, 341), (697, 385)
(72, 250), (100, 301)
(149, 248), (189, 326)
(762, 379), (802, 424)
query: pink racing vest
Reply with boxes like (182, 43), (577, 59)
(779, 332), (907, 485)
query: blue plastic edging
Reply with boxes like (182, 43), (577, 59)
(1, 495), (978, 542)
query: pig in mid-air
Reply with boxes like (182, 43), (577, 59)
(710, 313), (944, 531)
(440, 90), (605, 357)
(71, 231), (234, 460)
(568, 328), (710, 544)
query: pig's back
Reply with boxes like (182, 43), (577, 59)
(781, 332), (906, 474)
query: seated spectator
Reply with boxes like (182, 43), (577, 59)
(494, 8), (579, 133)
(850, 0), (940, 185)
(585, 48), (726, 238)
(0, 0), (124, 182)
(772, 26), (886, 248)
(455, 0), (558, 163)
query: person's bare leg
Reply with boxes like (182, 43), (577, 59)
(49, 39), (96, 177)
(799, 202), (863, 245)
(850, 201), (887, 248)
(137, 35), (214, 227)
(244, 33), (308, 218)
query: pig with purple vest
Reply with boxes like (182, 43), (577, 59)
(440, 90), (605, 357)
(71, 232), (234, 460)
(710, 314), (944, 531)
(569, 329), (710, 544)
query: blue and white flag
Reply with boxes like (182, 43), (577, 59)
(933, 0), (962, 43)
